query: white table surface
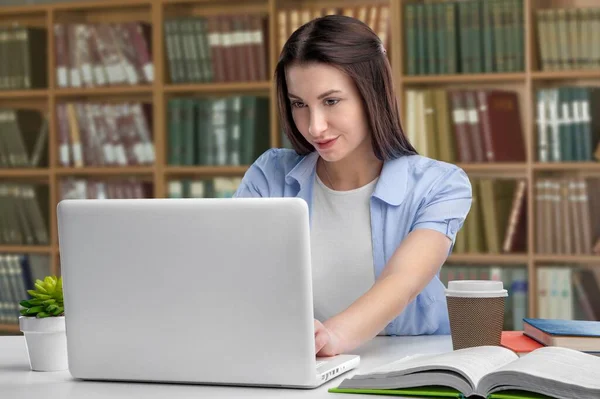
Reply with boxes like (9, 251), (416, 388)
(0, 335), (453, 398)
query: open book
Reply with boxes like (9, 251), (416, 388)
(329, 345), (600, 399)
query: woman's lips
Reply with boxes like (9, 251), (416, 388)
(315, 137), (338, 150)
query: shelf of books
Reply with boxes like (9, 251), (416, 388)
(0, 0), (599, 334)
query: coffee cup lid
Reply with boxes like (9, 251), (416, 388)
(445, 280), (508, 298)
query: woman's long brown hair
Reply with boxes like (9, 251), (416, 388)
(275, 14), (417, 160)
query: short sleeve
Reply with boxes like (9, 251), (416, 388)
(411, 167), (472, 249)
(232, 149), (276, 198)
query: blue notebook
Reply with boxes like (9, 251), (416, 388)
(523, 318), (600, 337)
(523, 318), (600, 353)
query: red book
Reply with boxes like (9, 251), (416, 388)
(476, 90), (526, 162)
(501, 331), (543, 356)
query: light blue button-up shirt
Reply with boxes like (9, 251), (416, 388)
(234, 148), (472, 336)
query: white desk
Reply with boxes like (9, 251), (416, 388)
(0, 335), (453, 398)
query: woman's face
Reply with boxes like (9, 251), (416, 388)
(285, 62), (372, 163)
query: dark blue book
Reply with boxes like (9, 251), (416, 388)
(523, 318), (600, 353)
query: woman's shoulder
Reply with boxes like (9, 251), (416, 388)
(385, 154), (471, 199)
(250, 148), (305, 177)
(235, 148), (304, 197)
(388, 154), (467, 180)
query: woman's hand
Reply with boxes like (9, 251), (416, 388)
(314, 319), (346, 357)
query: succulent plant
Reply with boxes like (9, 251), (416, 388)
(20, 276), (64, 318)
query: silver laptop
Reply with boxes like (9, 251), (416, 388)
(57, 197), (359, 388)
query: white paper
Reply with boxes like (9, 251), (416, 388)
(485, 346), (600, 390)
(353, 346), (517, 390)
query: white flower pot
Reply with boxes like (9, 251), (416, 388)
(19, 316), (68, 372)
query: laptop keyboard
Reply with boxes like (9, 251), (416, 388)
(316, 360), (325, 368)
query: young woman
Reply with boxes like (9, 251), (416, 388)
(234, 15), (472, 357)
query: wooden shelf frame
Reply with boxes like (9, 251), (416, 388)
(0, 0), (599, 333)
(163, 81), (272, 94)
(0, 89), (49, 99)
(54, 166), (156, 176)
(53, 86), (154, 98)
(0, 324), (20, 334)
(402, 73), (527, 85)
(165, 166), (249, 175)
(0, 245), (54, 254)
(396, 0), (600, 320)
(534, 255), (600, 264)
(447, 254), (529, 265)
(0, 169), (51, 178)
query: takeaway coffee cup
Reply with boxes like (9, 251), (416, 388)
(445, 280), (508, 350)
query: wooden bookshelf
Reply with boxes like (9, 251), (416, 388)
(165, 166), (249, 175)
(402, 73), (527, 85)
(458, 163), (528, 171)
(531, 70), (600, 81)
(0, 0), (599, 334)
(163, 82), (272, 94)
(458, 163), (528, 174)
(0, 89), (49, 99)
(54, 167), (155, 176)
(54, 86), (154, 98)
(0, 246), (54, 254)
(533, 162), (600, 171)
(397, 0), (600, 322)
(0, 169), (51, 178)
(534, 255), (600, 264)
(0, 324), (20, 334)
(448, 254), (529, 265)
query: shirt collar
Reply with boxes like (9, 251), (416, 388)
(285, 151), (409, 207)
(373, 156), (410, 206)
(285, 151), (319, 187)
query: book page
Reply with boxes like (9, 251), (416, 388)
(479, 347), (600, 398)
(352, 346), (518, 390)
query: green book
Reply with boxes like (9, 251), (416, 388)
(181, 98), (196, 166)
(514, 0), (524, 71)
(571, 87), (586, 161)
(558, 87), (573, 161)
(457, 1), (470, 73)
(192, 17), (212, 82)
(416, 4), (427, 75)
(404, 4), (417, 76)
(425, 3), (437, 75)
(211, 97), (228, 165)
(481, 0), (494, 73)
(435, 3), (447, 75)
(167, 98), (183, 165)
(226, 96), (242, 166)
(492, 0), (504, 72)
(470, 0), (482, 74)
(163, 20), (180, 83)
(580, 88), (594, 161)
(445, 3), (458, 74)
(502, 0), (515, 72)
(194, 98), (212, 165)
(328, 345), (600, 398)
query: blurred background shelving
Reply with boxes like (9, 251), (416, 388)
(0, 0), (599, 334)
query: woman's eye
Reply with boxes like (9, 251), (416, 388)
(325, 99), (339, 106)
(291, 101), (306, 108)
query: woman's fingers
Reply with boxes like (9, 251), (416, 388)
(314, 320), (329, 355)
(315, 329), (329, 355)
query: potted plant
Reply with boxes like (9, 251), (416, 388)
(18, 276), (68, 371)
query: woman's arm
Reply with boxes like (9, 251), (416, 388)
(315, 166), (471, 357)
(315, 228), (451, 356)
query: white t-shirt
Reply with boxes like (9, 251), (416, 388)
(310, 173), (378, 322)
